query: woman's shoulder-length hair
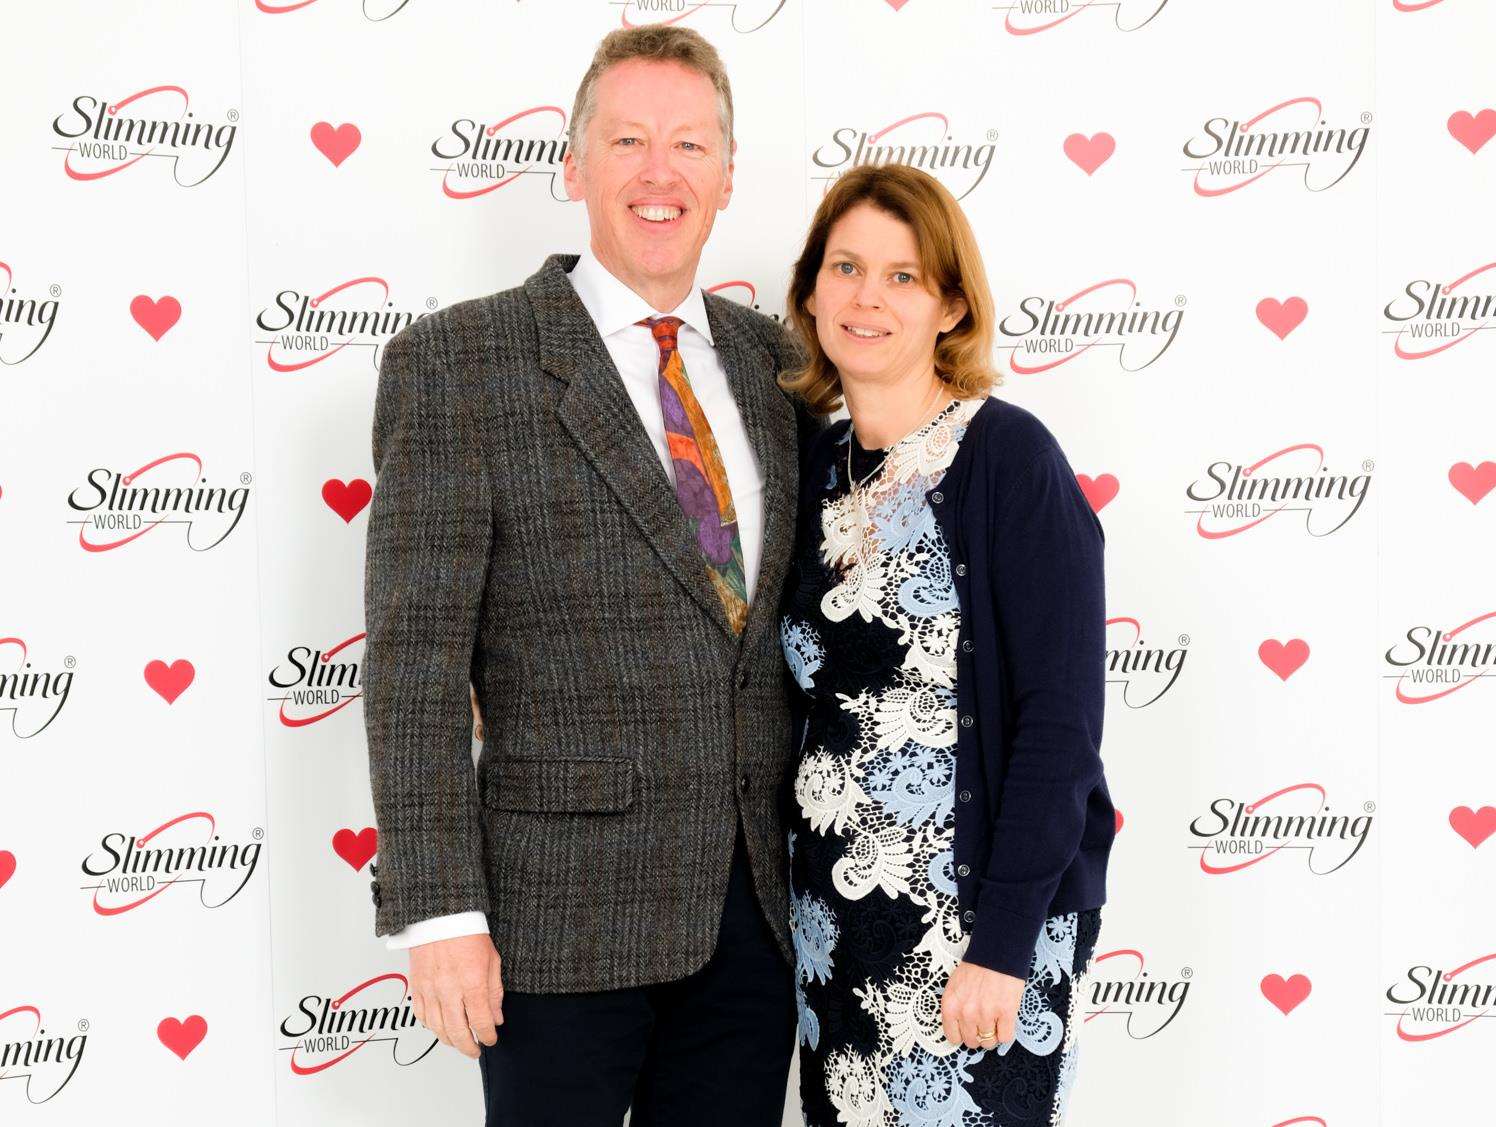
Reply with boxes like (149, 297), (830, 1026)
(779, 162), (1003, 417)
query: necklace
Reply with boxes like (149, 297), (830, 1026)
(846, 388), (957, 500)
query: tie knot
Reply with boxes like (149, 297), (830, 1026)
(638, 315), (683, 348)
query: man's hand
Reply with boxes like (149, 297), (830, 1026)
(409, 933), (504, 1058)
(941, 960), (1026, 1050)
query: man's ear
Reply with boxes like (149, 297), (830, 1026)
(562, 149), (585, 202)
(719, 147), (735, 210)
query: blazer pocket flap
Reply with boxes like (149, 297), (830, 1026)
(483, 756), (637, 814)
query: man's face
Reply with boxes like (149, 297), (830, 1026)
(563, 58), (734, 302)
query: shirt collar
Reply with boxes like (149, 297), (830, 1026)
(566, 244), (715, 346)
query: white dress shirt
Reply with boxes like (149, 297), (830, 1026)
(384, 247), (766, 950)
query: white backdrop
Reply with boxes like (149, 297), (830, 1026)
(1, 1), (1492, 1124)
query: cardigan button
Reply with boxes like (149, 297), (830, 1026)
(954, 563), (967, 576)
(960, 715), (973, 729)
(962, 910), (976, 925)
(959, 790), (972, 803)
(930, 490), (944, 504)
(957, 863), (971, 877)
(961, 640), (973, 653)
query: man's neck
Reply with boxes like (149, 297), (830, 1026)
(589, 243), (696, 314)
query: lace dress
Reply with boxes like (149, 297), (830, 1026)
(780, 395), (1102, 1127)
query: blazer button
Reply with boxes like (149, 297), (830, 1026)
(737, 669), (750, 690)
(961, 640), (973, 653)
(960, 715), (973, 728)
(962, 910), (976, 925)
(739, 775), (751, 793)
(931, 490), (945, 504)
(957, 863), (971, 877)
(369, 881), (381, 907)
(955, 563), (967, 576)
(959, 790), (972, 803)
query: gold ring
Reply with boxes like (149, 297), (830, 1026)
(977, 1029), (995, 1040)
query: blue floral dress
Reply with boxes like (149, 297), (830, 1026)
(780, 396), (1102, 1127)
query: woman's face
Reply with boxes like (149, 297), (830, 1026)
(806, 202), (966, 391)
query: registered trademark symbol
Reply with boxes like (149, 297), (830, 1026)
(1360, 112), (1372, 125)
(426, 296), (439, 310)
(49, 284), (62, 298)
(252, 827), (264, 840)
(228, 109), (240, 123)
(240, 472), (252, 485)
(1178, 634), (1190, 647)
(78, 1019), (89, 1032)
(1174, 295), (1187, 308)
(1180, 966), (1193, 979)
(1363, 801), (1375, 813)
(64, 655), (76, 669)
(986, 129), (999, 142)
(1362, 459), (1374, 473)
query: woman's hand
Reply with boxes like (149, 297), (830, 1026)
(470, 683), (484, 742)
(941, 960), (1025, 1049)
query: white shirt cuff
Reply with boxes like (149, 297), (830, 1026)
(384, 911), (489, 950)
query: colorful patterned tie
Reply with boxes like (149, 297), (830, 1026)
(639, 315), (749, 634)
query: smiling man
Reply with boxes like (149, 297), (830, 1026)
(361, 24), (815, 1127)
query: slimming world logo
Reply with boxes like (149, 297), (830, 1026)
(50, 88), (238, 188)
(1187, 783), (1374, 876)
(1182, 97), (1371, 196)
(254, 277), (433, 373)
(706, 279), (782, 323)
(431, 107), (569, 201)
(611, 0), (786, 32)
(0, 261), (61, 366)
(78, 811), (263, 916)
(0, 1005), (88, 1104)
(996, 0), (1169, 35)
(266, 633), (365, 727)
(1386, 953), (1496, 1041)
(1383, 611), (1496, 704)
(1184, 444), (1373, 539)
(811, 112), (996, 201)
(996, 278), (1184, 375)
(0, 637), (73, 739)
(66, 454), (252, 552)
(1382, 261), (1496, 361)
(1105, 616), (1189, 708)
(1083, 949), (1192, 1038)
(278, 973), (437, 1074)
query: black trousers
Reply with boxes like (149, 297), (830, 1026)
(479, 825), (796, 1126)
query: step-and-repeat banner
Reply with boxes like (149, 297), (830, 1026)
(2, 1), (1491, 1124)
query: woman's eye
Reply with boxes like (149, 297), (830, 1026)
(893, 272), (914, 284)
(833, 262), (855, 276)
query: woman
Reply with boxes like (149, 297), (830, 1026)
(778, 163), (1116, 1127)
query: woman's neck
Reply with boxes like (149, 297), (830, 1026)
(842, 370), (950, 449)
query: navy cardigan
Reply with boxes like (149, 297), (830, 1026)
(792, 394), (1115, 980)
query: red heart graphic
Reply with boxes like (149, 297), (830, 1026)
(1075, 473), (1119, 513)
(144, 659), (195, 704)
(884, 0), (911, 7)
(157, 1015), (208, 1060)
(322, 478), (372, 523)
(1260, 973), (1311, 1015)
(1447, 109), (1496, 155)
(1063, 132), (1115, 175)
(311, 122), (362, 167)
(1449, 462), (1496, 505)
(1114, 808), (1124, 834)
(1258, 638), (1309, 681)
(1449, 806), (1496, 849)
(0, 850), (15, 891)
(130, 295), (181, 341)
(1256, 297), (1308, 340)
(332, 827), (378, 871)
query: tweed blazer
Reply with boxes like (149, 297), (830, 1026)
(361, 253), (813, 993)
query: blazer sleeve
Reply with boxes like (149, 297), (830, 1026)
(362, 323), (493, 936)
(966, 442), (1106, 979)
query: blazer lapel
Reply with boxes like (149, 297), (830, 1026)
(525, 255), (735, 638)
